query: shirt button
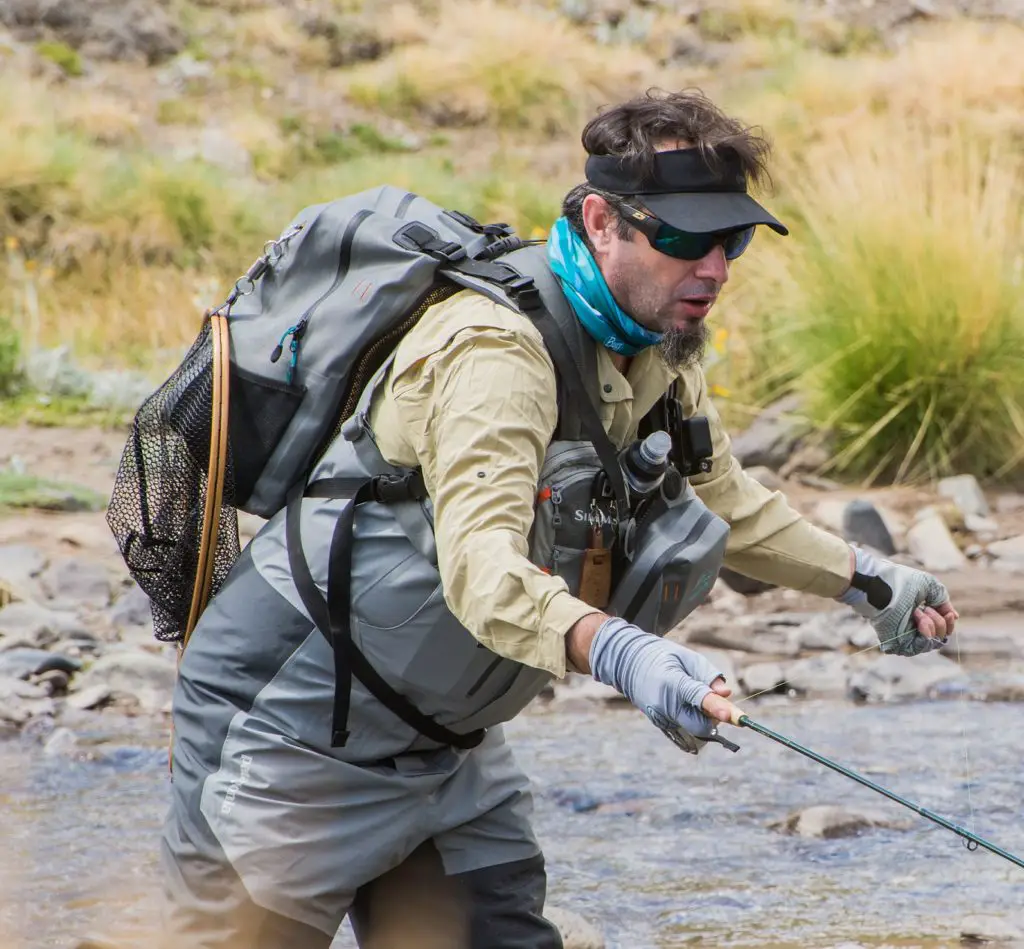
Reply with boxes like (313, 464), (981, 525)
(603, 384), (613, 393)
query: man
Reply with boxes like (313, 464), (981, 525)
(162, 89), (958, 948)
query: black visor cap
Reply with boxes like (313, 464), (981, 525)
(585, 148), (789, 237)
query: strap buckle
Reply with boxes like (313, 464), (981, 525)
(370, 470), (426, 503)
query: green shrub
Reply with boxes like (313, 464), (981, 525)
(742, 123), (1024, 484)
(35, 41), (83, 77)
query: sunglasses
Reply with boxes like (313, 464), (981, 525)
(617, 201), (755, 261)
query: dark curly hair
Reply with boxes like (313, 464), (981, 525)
(562, 88), (774, 245)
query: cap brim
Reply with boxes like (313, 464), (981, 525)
(640, 191), (789, 236)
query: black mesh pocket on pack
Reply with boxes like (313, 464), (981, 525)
(228, 366), (304, 507)
(106, 321), (241, 643)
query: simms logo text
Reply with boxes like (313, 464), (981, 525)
(222, 753), (253, 815)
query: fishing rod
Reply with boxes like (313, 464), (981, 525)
(681, 710), (1024, 871)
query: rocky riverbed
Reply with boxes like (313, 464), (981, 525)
(0, 423), (1023, 948)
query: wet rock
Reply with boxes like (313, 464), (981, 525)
(906, 508), (968, 572)
(994, 493), (1024, 515)
(687, 614), (802, 656)
(965, 513), (1000, 537)
(0, 543), (48, 600)
(950, 623), (1024, 661)
(717, 567), (775, 597)
(741, 653), (851, 698)
(843, 500), (896, 555)
(975, 675), (1024, 703)
(549, 674), (625, 707)
(796, 611), (870, 651)
(848, 651), (965, 702)
(744, 466), (783, 492)
(43, 725), (79, 757)
(960, 913), (1024, 944)
(74, 650), (176, 712)
(65, 682), (113, 710)
(108, 583), (153, 631)
(730, 395), (810, 471)
(545, 906), (605, 949)
(0, 601), (88, 646)
(0, 675), (55, 726)
(31, 668), (70, 696)
(781, 653), (852, 696)
(779, 441), (831, 480)
(813, 498), (848, 535)
(938, 474), (990, 519)
(738, 660), (786, 695)
(0, 647), (82, 679)
(41, 557), (114, 609)
(987, 535), (1024, 572)
(770, 804), (913, 838)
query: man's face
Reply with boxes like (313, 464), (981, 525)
(583, 192), (729, 368)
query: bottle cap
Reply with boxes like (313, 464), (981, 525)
(639, 430), (672, 467)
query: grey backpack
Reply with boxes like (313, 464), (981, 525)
(106, 186), (544, 643)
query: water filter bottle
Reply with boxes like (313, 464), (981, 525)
(621, 430), (672, 499)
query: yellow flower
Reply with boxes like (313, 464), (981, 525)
(24, 259), (37, 273)
(4, 236), (18, 251)
(530, 226), (548, 239)
(712, 327), (729, 354)
(710, 383), (731, 398)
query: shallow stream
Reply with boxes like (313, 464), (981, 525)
(2, 698), (1021, 948)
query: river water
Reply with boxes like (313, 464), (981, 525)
(1, 697), (1021, 948)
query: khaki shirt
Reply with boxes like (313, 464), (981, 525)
(368, 289), (852, 678)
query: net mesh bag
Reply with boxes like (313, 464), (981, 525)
(106, 321), (241, 642)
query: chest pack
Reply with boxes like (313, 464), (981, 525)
(106, 186), (729, 750)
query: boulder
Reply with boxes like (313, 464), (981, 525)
(987, 535), (1024, 571)
(960, 913), (1024, 945)
(41, 557), (114, 609)
(937, 474), (990, 519)
(73, 650), (180, 712)
(906, 508), (968, 572)
(848, 651), (965, 702)
(770, 804), (913, 838)
(730, 395), (810, 471)
(842, 500), (896, 555)
(0, 601), (88, 646)
(0, 647), (82, 679)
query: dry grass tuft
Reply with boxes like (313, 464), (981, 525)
(346, 0), (655, 136)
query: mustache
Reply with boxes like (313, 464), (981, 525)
(678, 280), (721, 300)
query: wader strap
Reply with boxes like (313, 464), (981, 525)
(285, 478), (486, 751)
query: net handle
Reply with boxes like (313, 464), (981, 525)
(183, 311), (231, 649)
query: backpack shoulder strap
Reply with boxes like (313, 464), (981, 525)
(436, 244), (628, 514)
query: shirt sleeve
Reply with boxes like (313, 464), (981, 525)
(684, 369), (853, 597)
(380, 324), (595, 679)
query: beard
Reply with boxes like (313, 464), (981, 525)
(657, 321), (709, 369)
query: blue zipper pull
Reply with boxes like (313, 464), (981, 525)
(270, 324), (298, 363)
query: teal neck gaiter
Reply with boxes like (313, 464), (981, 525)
(546, 216), (663, 357)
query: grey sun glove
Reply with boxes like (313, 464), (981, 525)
(590, 616), (724, 741)
(837, 546), (951, 657)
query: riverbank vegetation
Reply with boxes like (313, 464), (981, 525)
(0, 1), (1022, 483)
